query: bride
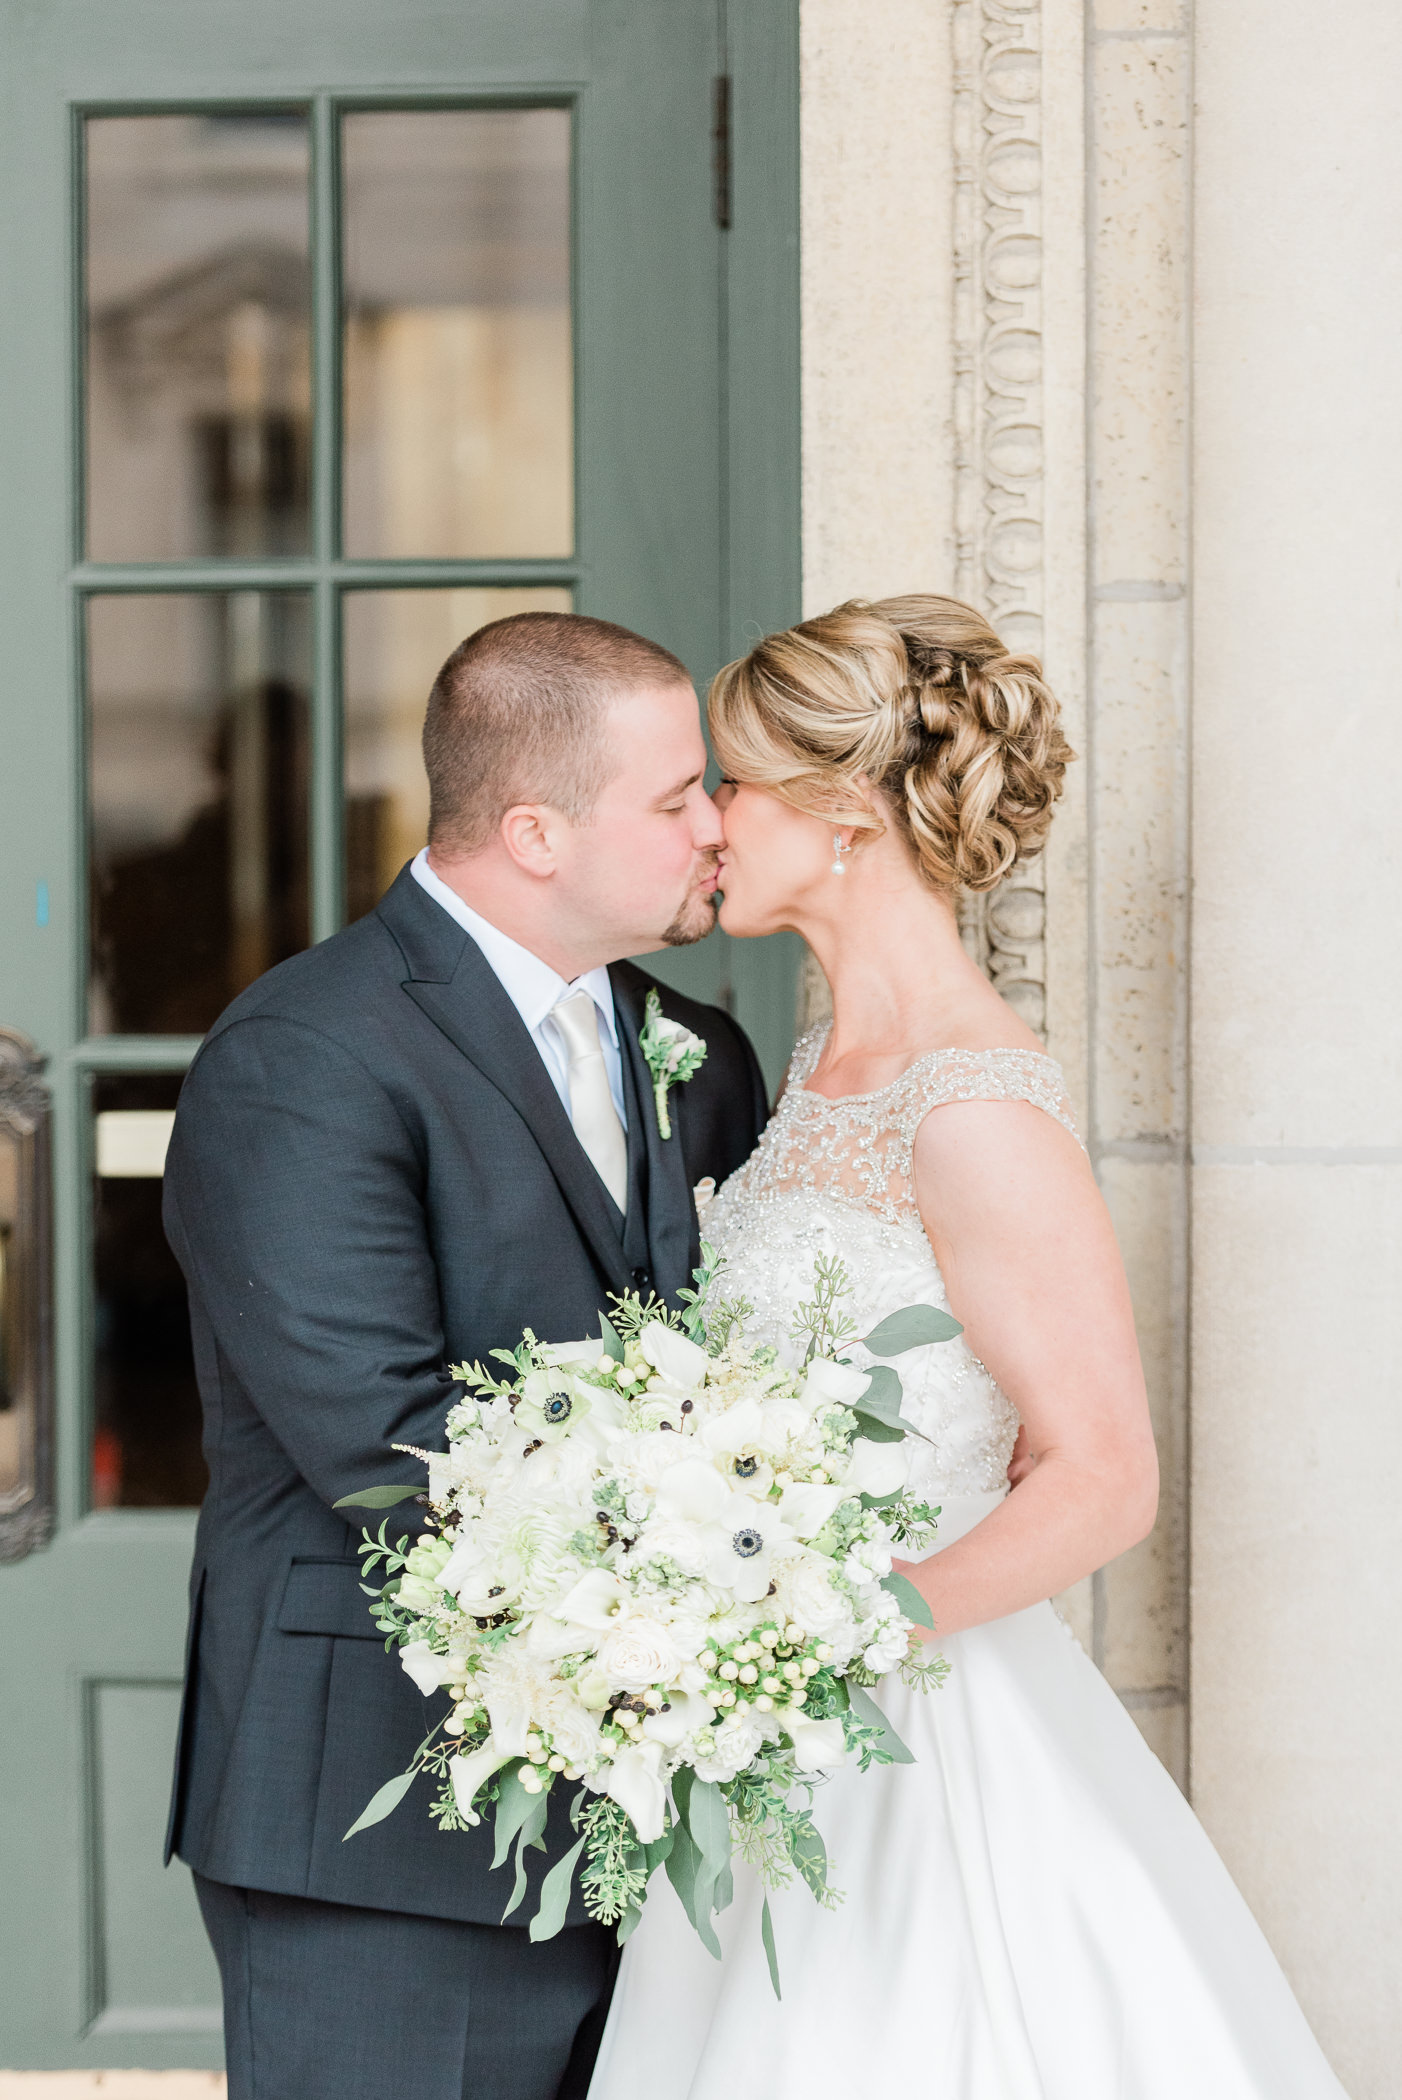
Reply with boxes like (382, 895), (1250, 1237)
(589, 595), (1348, 2098)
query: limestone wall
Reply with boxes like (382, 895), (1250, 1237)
(799, 0), (1399, 2087)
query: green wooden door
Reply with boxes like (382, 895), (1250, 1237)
(0, 0), (797, 2069)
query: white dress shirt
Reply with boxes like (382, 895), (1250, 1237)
(410, 849), (628, 1129)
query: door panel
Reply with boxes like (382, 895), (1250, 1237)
(0, 0), (798, 2067)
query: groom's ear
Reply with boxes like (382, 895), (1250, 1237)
(499, 802), (563, 880)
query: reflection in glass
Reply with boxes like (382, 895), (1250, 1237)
(85, 113), (311, 561)
(91, 1074), (204, 1511)
(343, 587), (572, 913)
(88, 593), (311, 1035)
(0, 1029), (52, 1561)
(343, 110), (572, 560)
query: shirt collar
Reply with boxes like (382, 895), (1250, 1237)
(410, 849), (619, 1046)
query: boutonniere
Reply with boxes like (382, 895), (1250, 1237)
(640, 988), (707, 1139)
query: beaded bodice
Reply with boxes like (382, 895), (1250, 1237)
(705, 1024), (1081, 1499)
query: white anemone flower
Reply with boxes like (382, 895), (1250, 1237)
(642, 1458), (797, 1604)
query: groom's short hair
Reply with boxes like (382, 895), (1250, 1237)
(423, 610), (691, 854)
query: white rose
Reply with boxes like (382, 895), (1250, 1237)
(596, 1614), (685, 1692)
(844, 1437), (911, 1499)
(614, 1428), (696, 1495)
(769, 1549), (857, 1646)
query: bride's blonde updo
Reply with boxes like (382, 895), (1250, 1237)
(708, 594), (1074, 893)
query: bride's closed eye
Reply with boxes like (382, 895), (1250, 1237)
(714, 777), (738, 811)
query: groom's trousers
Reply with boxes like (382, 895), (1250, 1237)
(195, 1874), (619, 2100)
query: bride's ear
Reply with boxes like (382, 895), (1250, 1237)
(499, 803), (560, 879)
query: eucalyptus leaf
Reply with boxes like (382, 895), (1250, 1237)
(331, 1484), (421, 1510)
(846, 1681), (916, 1765)
(597, 1315), (625, 1363)
(760, 1895), (782, 2000)
(529, 1833), (587, 1943)
(501, 1789), (551, 1922)
(492, 1765), (538, 1871)
(880, 1569), (935, 1630)
(663, 1821), (719, 1958)
(860, 1304), (963, 1356)
(685, 1778), (734, 1930)
(853, 1364), (922, 1444)
(342, 1767), (415, 1841)
(616, 1900), (645, 1947)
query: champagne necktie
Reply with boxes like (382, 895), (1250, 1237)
(549, 989), (629, 1212)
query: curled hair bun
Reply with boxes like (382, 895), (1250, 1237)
(709, 592), (1074, 893)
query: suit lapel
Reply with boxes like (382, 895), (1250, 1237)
(379, 870), (633, 1297)
(611, 964), (702, 1302)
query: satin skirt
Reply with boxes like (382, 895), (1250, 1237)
(589, 1492), (1349, 2100)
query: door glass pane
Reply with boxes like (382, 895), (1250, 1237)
(343, 110), (572, 560)
(88, 592), (311, 1035)
(92, 1073), (203, 1510)
(85, 113), (312, 561)
(344, 586), (572, 912)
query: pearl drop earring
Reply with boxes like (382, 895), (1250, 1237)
(831, 832), (850, 875)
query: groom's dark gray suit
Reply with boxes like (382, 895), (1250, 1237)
(162, 865), (769, 2100)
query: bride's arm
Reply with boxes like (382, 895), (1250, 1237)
(893, 1098), (1158, 1636)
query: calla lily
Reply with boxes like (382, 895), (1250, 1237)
(846, 1436), (911, 1499)
(802, 1357), (873, 1408)
(398, 1640), (458, 1696)
(642, 1688), (716, 1748)
(557, 1569), (628, 1629)
(604, 1738), (667, 1842)
(786, 1714), (849, 1772)
(637, 1322), (711, 1391)
(450, 1739), (512, 1825)
(776, 1480), (847, 1539)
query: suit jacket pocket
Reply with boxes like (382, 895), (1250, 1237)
(277, 1557), (383, 1641)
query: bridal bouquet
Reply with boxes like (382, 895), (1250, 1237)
(337, 1253), (955, 1988)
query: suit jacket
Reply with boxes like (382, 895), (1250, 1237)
(162, 866), (769, 1925)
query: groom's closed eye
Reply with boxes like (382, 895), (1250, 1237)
(654, 770), (705, 812)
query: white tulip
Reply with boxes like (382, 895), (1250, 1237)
(786, 1715), (849, 1772)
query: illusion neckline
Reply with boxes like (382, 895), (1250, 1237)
(796, 1026), (1064, 1109)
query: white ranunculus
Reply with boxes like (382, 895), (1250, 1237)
(642, 1688), (716, 1748)
(845, 1437), (911, 1498)
(802, 1357), (873, 1408)
(613, 1428), (696, 1495)
(604, 1739), (667, 1842)
(575, 1663), (613, 1710)
(595, 1614), (685, 1693)
(556, 1569), (628, 1628)
(450, 1738), (511, 1824)
(398, 1640), (458, 1696)
(438, 1539), (503, 1616)
(769, 1548), (857, 1646)
(786, 1714), (849, 1772)
(637, 1323), (712, 1391)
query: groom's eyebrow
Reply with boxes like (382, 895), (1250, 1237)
(653, 769), (704, 806)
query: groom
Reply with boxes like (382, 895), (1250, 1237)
(162, 612), (770, 2100)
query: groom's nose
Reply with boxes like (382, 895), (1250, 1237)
(691, 785), (726, 850)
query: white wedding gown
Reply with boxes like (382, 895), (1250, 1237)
(590, 1028), (1349, 2100)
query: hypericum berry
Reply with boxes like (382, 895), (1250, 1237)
(802, 1656), (821, 1677)
(520, 1767), (544, 1794)
(737, 1664), (758, 1685)
(718, 1660), (739, 1681)
(754, 1694), (775, 1712)
(548, 1754), (567, 1772)
(761, 1676), (781, 1695)
(758, 1627), (780, 1649)
(782, 1661), (802, 1683)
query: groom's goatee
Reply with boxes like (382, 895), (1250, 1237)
(662, 884), (720, 947)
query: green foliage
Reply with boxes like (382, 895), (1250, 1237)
(579, 1795), (651, 1926)
(859, 1303), (963, 1355)
(789, 1253), (859, 1364)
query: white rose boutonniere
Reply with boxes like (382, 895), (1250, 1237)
(639, 987), (707, 1139)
